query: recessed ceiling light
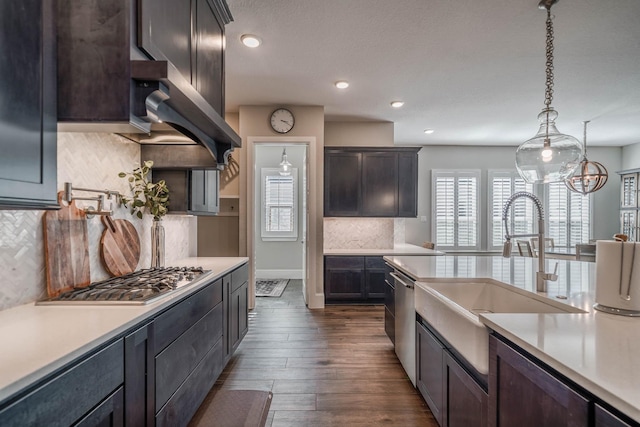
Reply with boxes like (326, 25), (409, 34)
(424, 129), (435, 134)
(391, 101), (404, 108)
(335, 81), (349, 89)
(241, 34), (261, 48)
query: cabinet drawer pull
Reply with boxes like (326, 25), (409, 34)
(390, 272), (414, 289)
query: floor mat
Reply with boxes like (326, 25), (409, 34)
(255, 279), (289, 297)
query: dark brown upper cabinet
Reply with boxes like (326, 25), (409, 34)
(0, 0), (58, 209)
(193, 0), (225, 116)
(58, 0), (231, 124)
(324, 147), (420, 217)
(324, 151), (362, 216)
(57, 0), (239, 165)
(138, 0), (226, 118)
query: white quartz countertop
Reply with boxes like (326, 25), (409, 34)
(324, 243), (443, 256)
(0, 257), (248, 405)
(384, 255), (640, 423)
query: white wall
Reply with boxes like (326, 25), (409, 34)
(325, 121), (394, 147)
(405, 145), (622, 249)
(254, 145), (305, 279)
(621, 141), (640, 170)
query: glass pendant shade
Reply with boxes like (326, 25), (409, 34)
(279, 148), (292, 176)
(515, 109), (582, 183)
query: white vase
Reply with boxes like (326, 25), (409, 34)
(151, 219), (165, 268)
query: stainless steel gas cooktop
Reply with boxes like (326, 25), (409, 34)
(37, 266), (209, 306)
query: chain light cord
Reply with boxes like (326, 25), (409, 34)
(582, 120), (590, 158)
(544, 6), (554, 109)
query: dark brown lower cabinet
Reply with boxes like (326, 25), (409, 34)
(155, 339), (224, 427)
(384, 275), (395, 344)
(489, 334), (639, 427)
(416, 321), (444, 425)
(230, 281), (248, 354)
(0, 262), (250, 427)
(124, 323), (155, 427)
(324, 256), (391, 303)
(74, 387), (124, 427)
(0, 340), (124, 426)
(365, 256), (388, 299)
(596, 403), (636, 427)
(443, 351), (487, 427)
(324, 256), (365, 301)
(416, 319), (487, 427)
(224, 263), (249, 360)
(489, 334), (589, 427)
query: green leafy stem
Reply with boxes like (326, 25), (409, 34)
(118, 160), (170, 221)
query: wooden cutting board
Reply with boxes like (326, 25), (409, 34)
(100, 216), (140, 276)
(43, 192), (91, 297)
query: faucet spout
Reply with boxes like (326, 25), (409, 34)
(502, 191), (556, 292)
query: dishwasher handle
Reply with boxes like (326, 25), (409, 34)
(390, 272), (414, 289)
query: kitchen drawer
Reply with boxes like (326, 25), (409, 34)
(0, 339), (124, 426)
(231, 262), (249, 293)
(365, 256), (387, 269)
(154, 278), (222, 354)
(156, 338), (225, 427)
(74, 386), (124, 427)
(385, 279), (395, 316)
(385, 265), (393, 284)
(384, 307), (395, 344)
(325, 256), (364, 269)
(155, 303), (223, 410)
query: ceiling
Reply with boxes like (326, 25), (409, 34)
(224, 0), (640, 147)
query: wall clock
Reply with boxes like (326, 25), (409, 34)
(270, 108), (295, 134)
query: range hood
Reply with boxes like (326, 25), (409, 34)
(121, 60), (241, 168)
(55, 0), (240, 168)
(58, 59), (240, 168)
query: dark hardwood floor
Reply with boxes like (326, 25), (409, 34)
(215, 280), (437, 426)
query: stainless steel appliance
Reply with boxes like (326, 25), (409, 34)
(392, 269), (416, 386)
(38, 267), (208, 305)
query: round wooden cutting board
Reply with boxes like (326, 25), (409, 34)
(100, 216), (141, 276)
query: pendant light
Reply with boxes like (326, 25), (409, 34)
(515, 0), (582, 184)
(565, 121), (608, 194)
(279, 148), (292, 176)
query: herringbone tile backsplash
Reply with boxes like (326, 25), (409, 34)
(0, 133), (195, 310)
(323, 218), (395, 249)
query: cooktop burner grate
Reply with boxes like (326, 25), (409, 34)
(38, 266), (208, 305)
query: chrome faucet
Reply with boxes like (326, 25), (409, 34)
(502, 191), (558, 292)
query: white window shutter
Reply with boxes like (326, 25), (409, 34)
(261, 168), (298, 240)
(488, 171), (534, 250)
(432, 170), (480, 250)
(546, 182), (590, 247)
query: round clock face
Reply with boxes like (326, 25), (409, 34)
(270, 108), (295, 134)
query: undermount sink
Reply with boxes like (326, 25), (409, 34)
(414, 280), (585, 375)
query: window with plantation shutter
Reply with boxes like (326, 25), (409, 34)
(432, 170), (480, 250)
(261, 168), (297, 241)
(488, 171), (535, 250)
(546, 182), (591, 247)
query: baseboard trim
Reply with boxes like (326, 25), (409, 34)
(256, 269), (304, 280)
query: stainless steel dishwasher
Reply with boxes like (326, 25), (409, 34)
(392, 269), (416, 386)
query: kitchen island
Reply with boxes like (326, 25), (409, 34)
(384, 255), (640, 425)
(0, 257), (248, 426)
